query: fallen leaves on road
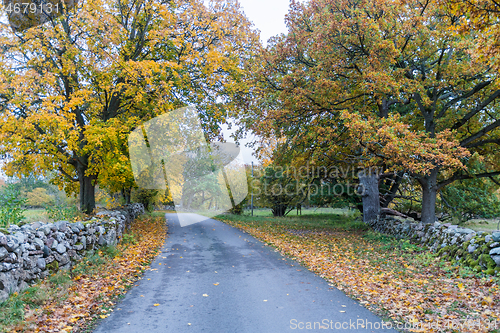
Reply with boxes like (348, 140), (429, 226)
(221, 219), (500, 333)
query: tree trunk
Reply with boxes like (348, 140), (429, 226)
(121, 188), (131, 205)
(358, 168), (380, 223)
(419, 168), (438, 224)
(380, 172), (403, 208)
(78, 166), (96, 214)
(272, 204), (287, 217)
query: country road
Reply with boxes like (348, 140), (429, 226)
(93, 213), (398, 332)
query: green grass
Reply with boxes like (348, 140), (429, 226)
(23, 208), (50, 223)
(0, 244), (125, 331)
(461, 218), (500, 232)
(0, 270), (72, 331)
(217, 209), (367, 232)
(240, 207), (359, 218)
(151, 210), (175, 216)
(22, 206), (86, 225)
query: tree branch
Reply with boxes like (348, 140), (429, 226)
(437, 171), (500, 189)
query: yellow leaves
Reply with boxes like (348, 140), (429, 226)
(153, 303), (160, 307)
(482, 296), (493, 305)
(13, 215), (167, 332)
(0, 0), (258, 197)
(222, 217), (500, 333)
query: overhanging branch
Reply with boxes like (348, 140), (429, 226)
(437, 171), (500, 190)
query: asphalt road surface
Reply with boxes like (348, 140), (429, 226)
(93, 213), (398, 333)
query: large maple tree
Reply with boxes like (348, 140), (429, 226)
(0, 0), (258, 213)
(242, 0), (500, 224)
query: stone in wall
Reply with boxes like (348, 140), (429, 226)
(369, 216), (500, 275)
(0, 203), (145, 302)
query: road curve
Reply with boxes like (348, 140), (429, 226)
(93, 213), (398, 333)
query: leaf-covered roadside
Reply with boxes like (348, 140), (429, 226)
(2, 214), (166, 333)
(219, 217), (500, 333)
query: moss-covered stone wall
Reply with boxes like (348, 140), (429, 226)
(369, 217), (500, 276)
(0, 203), (145, 301)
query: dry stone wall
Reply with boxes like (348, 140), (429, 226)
(0, 203), (144, 301)
(369, 217), (500, 275)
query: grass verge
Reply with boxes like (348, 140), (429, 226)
(0, 213), (167, 333)
(217, 213), (500, 333)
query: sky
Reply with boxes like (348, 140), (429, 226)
(238, 0), (291, 45)
(221, 0), (291, 165)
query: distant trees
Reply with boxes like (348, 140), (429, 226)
(253, 166), (309, 216)
(26, 187), (54, 208)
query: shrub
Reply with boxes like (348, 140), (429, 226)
(0, 184), (27, 227)
(26, 187), (54, 208)
(121, 233), (137, 246)
(132, 188), (158, 212)
(45, 204), (78, 221)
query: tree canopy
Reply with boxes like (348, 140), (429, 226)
(238, 0), (500, 223)
(0, 0), (259, 213)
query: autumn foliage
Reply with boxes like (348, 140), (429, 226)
(238, 0), (500, 223)
(0, 0), (258, 213)
(4, 214), (166, 333)
(222, 217), (500, 333)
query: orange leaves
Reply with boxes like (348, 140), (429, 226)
(245, 0), (500, 192)
(223, 218), (500, 333)
(340, 111), (470, 174)
(14, 215), (167, 333)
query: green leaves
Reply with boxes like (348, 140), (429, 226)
(44, 204), (78, 221)
(0, 184), (27, 228)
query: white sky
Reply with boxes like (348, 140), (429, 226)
(222, 0), (291, 165)
(238, 0), (291, 45)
